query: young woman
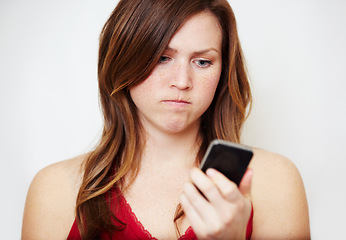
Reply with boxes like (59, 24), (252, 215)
(22, 0), (310, 239)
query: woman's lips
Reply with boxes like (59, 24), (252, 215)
(162, 99), (191, 106)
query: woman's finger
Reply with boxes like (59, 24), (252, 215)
(181, 185), (225, 239)
(180, 193), (206, 231)
(205, 168), (241, 202)
(205, 168), (253, 226)
(189, 168), (224, 203)
(181, 181), (217, 220)
(238, 168), (253, 199)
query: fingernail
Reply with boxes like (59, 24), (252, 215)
(206, 168), (217, 177)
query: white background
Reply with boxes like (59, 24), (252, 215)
(1, 0), (345, 239)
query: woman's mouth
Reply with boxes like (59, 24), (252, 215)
(162, 99), (191, 106)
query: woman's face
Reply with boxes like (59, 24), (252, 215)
(130, 11), (222, 134)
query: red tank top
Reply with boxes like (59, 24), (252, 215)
(67, 189), (253, 239)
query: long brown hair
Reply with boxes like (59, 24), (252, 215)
(76, 0), (252, 238)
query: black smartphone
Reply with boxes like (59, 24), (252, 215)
(200, 139), (253, 186)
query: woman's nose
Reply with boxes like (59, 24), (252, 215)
(170, 63), (192, 90)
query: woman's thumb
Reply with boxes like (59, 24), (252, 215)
(239, 168), (253, 199)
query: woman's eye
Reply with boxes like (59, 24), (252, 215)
(159, 56), (170, 63)
(195, 59), (212, 68)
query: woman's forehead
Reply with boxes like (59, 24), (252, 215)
(166, 12), (223, 54)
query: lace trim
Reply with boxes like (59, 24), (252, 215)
(179, 226), (194, 239)
(119, 193), (194, 240)
(119, 194), (157, 239)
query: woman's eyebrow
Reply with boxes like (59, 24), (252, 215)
(165, 46), (178, 53)
(165, 46), (219, 54)
(193, 48), (219, 55)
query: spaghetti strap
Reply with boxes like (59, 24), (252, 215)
(67, 220), (80, 240)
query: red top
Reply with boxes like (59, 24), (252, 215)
(67, 189), (253, 239)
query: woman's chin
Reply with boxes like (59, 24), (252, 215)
(161, 119), (199, 135)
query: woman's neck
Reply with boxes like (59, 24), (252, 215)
(140, 121), (202, 169)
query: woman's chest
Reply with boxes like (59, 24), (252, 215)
(122, 171), (191, 239)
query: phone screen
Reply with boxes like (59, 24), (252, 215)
(200, 140), (253, 186)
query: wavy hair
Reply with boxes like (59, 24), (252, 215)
(76, 0), (252, 238)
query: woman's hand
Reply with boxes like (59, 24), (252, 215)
(180, 167), (253, 240)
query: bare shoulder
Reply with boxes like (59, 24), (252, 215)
(249, 148), (310, 239)
(250, 148), (301, 181)
(22, 154), (87, 240)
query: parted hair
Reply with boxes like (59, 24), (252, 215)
(76, 0), (252, 238)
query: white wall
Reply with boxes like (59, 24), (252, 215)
(235, 1), (346, 239)
(0, 0), (345, 239)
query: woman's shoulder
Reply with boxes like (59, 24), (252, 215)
(249, 148), (310, 239)
(250, 148), (298, 173)
(249, 147), (306, 201)
(30, 154), (86, 195)
(22, 154), (88, 239)
(249, 148), (306, 192)
(37, 154), (86, 182)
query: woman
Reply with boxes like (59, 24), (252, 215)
(22, 0), (310, 239)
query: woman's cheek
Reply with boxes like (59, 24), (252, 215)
(199, 71), (221, 94)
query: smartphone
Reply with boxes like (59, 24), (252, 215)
(200, 139), (253, 186)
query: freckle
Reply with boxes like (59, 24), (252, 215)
(200, 72), (219, 88)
